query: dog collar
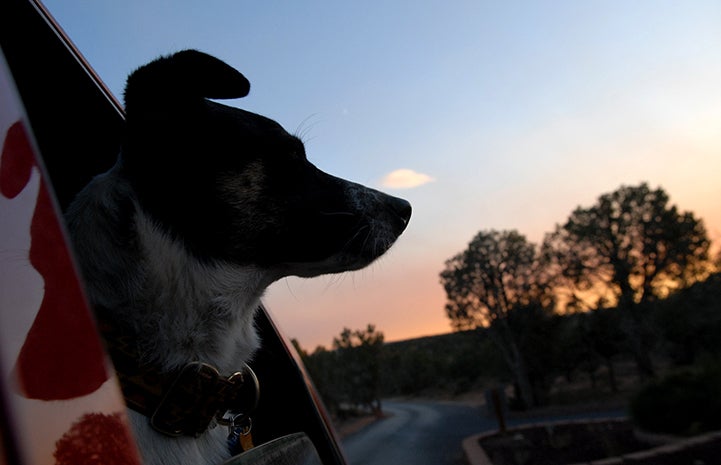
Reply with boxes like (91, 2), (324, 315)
(100, 323), (259, 438)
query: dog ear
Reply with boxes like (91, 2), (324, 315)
(123, 50), (250, 112)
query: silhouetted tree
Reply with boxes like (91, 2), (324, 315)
(333, 325), (385, 414)
(506, 302), (561, 406)
(552, 313), (597, 385)
(294, 340), (346, 416)
(581, 308), (625, 392)
(544, 183), (710, 378)
(314, 346), (345, 415)
(655, 272), (721, 365)
(441, 229), (554, 408)
(291, 338), (308, 358)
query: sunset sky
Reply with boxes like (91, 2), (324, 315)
(43, 0), (721, 350)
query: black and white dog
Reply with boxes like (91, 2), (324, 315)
(66, 50), (410, 465)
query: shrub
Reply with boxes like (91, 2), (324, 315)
(630, 364), (721, 435)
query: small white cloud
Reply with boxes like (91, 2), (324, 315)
(381, 169), (435, 189)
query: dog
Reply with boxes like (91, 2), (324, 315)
(65, 50), (411, 465)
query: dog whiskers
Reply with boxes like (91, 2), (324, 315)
(293, 113), (321, 144)
(342, 224), (370, 252)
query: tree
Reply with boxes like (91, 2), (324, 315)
(655, 272), (721, 365)
(580, 308), (625, 392)
(440, 229), (554, 408)
(505, 302), (562, 406)
(302, 344), (344, 416)
(333, 324), (385, 414)
(296, 327), (385, 417)
(544, 183), (710, 377)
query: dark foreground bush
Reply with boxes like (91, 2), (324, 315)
(630, 364), (721, 435)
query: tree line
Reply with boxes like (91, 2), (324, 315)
(299, 268), (721, 417)
(294, 325), (385, 418)
(440, 182), (716, 408)
(297, 182), (720, 415)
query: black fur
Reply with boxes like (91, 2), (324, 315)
(119, 50), (410, 269)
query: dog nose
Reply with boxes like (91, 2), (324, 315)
(388, 196), (412, 231)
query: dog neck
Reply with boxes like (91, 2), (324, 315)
(68, 167), (274, 374)
(124, 212), (272, 373)
(66, 168), (270, 441)
(98, 212), (266, 439)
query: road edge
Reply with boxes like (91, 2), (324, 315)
(461, 433), (493, 465)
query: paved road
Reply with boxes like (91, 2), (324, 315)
(341, 400), (626, 465)
(341, 401), (490, 465)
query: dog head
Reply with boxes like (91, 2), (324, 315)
(121, 50), (411, 278)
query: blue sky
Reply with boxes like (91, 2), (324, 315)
(43, 0), (721, 349)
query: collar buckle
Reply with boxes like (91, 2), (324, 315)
(150, 362), (259, 437)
